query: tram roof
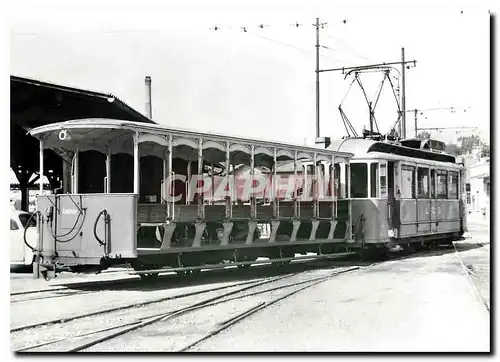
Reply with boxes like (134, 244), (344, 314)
(28, 118), (354, 165)
(327, 138), (458, 164)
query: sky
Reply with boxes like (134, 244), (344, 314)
(6, 0), (493, 183)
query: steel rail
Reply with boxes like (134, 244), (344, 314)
(10, 277), (267, 333)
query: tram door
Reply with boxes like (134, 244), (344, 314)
(430, 167), (438, 232)
(387, 161), (399, 236)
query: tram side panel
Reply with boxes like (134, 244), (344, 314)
(436, 200), (461, 233)
(37, 194), (138, 269)
(398, 199), (418, 238)
(350, 199), (389, 244)
(416, 199), (432, 234)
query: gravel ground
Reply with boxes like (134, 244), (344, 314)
(11, 278), (268, 351)
(10, 275), (267, 333)
(188, 247), (490, 352)
(12, 267), (352, 352)
(82, 268), (341, 352)
(455, 219), (490, 311)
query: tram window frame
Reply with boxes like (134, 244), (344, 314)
(448, 171), (459, 199)
(370, 163), (379, 198)
(401, 164), (416, 199)
(350, 163), (368, 198)
(417, 167), (430, 199)
(379, 163), (387, 198)
(436, 170), (448, 199)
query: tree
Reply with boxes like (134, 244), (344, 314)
(446, 143), (461, 156)
(417, 131), (431, 140)
(481, 143), (490, 158)
(458, 135), (480, 155)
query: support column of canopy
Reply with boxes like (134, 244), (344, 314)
(272, 148), (279, 219)
(39, 141), (44, 193)
(249, 145), (256, 219)
(224, 142), (232, 219)
(133, 131), (140, 195)
(162, 149), (168, 204)
(160, 135), (175, 250)
(197, 138), (204, 220)
(221, 141), (233, 246)
(105, 146), (111, 193)
(72, 146), (79, 193)
(328, 154), (338, 240)
(269, 148), (280, 243)
(293, 150), (299, 218)
(186, 161), (192, 205)
(331, 155), (337, 219)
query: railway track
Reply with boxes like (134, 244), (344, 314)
(11, 256), (366, 331)
(12, 243), (470, 352)
(10, 277), (265, 332)
(14, 266), (361, 352)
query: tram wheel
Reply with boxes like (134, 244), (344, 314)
(190, 269), (201, 276)
(271, 260), (291, 267)
(140, 272), (159, 280)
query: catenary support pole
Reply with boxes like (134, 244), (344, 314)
(401, 47), (406, 138)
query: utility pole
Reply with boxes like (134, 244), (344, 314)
(314, 17), (327, 139)
(401, 47), (406, 139)
(406, 106), (469, 137)
(414, 109), (418, 137)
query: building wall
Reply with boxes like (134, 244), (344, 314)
(466, 158), (490, 215)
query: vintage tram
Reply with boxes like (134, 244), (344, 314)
(27, 119), (466, 279)
(28, 118), (357, 279)
(328, 137), (467, 250)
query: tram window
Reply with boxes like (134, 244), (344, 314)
(437, 170), (448, 199)
(380, 163), (387, 198)
(417, 167), (430, 198)
(350, 163), (367, 198)
(449, 171), (459, 199)
(430, 169), (436, 198)
(401, 165), (415, 199)
(466, 183), (471, 204)
(370, 163), (379, 197)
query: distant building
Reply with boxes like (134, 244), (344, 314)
(465, 157), (490, 216)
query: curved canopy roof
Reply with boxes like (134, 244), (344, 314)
(29, 118), (353, 167)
